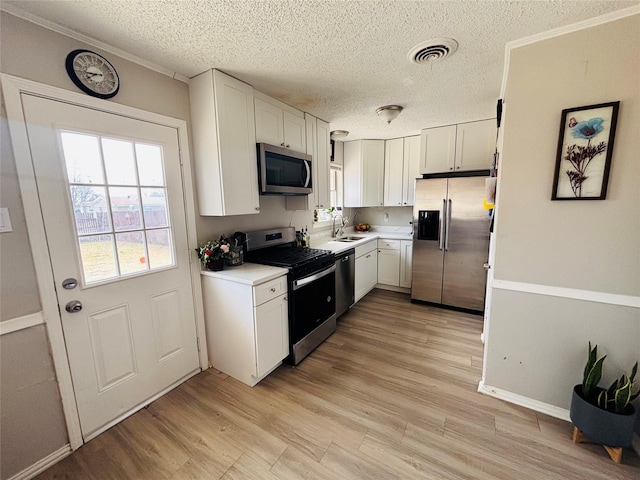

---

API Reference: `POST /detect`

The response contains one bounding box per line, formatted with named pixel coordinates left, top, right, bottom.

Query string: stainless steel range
left=244, top=227, right=336, bottom=365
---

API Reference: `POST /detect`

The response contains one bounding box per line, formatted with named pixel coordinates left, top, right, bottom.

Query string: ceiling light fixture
left=330, top=130, right=349, bottom=141
left=376, top=105, right=403, bottom=124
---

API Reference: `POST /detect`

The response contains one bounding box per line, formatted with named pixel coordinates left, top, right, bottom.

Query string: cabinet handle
left=366, top=254, right=371, bottom=258
left=284, top=297, right=288, bottom=301
left=270, top=287, right=276, bottom=292
left=286, top=144, right=290, bottom=148
left=456, top=166, right=460, bottom=169
left=449, top=167, right=453, bottom=170
left=255, top=207, right=260, bottom=211
left=280, top=142, right=285, bottom=146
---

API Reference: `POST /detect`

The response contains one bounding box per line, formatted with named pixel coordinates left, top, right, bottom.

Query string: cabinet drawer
left=377, top=238, right=401, bottom=250
left=254, top=276, right=288, bottom=306
left=355, top=239, right=377, bottom=258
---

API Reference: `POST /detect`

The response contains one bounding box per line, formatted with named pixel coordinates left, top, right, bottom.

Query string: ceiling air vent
left=408, top=38, right=458, bottom=65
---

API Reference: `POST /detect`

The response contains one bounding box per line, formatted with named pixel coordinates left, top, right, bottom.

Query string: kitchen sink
left=332, top=236, right=365, bottom=243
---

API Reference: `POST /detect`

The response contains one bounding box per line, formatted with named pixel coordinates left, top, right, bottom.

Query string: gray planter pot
left=570, top=385, right=637, bottom=448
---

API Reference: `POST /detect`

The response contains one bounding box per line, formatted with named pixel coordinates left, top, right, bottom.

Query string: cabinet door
left=402, top=136, right=421, bottom=206
left=355, top=250, right=377, bottom=302
left=420, top=125, right=456, bottom=174
left=399, top=240, right=413, bottom=288
left=212, top=70, right=259, bottom=215
left=343, top=140, right=362, bottom=208
left=315, top=118, right=331, bottom=209
left=283, top=111, right=307, bottom=153
left=384, top=138, right=404, bottom=207
left=254, top=97, right=284, bottom=146
left=454, top=119, right=496, bottom=172
left=254, top=293, right=289, bottom=378
left=377, top=248, right=400, bottom=286
left=362, top=140, right=385, bottom=207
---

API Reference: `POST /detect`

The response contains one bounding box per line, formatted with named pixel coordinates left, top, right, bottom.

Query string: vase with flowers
left=196, top=237, right=236, bottom=271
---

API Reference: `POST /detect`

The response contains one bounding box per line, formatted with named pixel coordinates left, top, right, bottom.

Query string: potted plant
left=570, top=342, right=639, bottom=458
left=195, top=236, right=236, bottom=271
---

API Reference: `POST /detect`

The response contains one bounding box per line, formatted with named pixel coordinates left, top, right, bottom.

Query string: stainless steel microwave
left=257, top=143, right=312, bottom=195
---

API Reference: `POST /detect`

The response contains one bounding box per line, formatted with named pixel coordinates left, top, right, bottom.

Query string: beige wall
left=485, top=13, right=640, bottom=418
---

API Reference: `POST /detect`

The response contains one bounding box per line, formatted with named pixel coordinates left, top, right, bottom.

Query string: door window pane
left=136, top=144, right=165, bottom=186
left=103, top=138, right=137, bottom=185
left=141, top=188, right=168, bottom=228
left=146, top=229, right=173, bottom=269
left=110, top=187, right=142, bottom=231
left=61, top=132, right=104, bottom=184
left=116, top=231, right=147, bottom=275
left=79, top=235, right=118, bottom=283
left=70, top=186, right=112, bottom=234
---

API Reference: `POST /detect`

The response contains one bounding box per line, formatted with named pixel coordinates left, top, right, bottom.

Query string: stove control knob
left=326, top=296, right=332, bottom=303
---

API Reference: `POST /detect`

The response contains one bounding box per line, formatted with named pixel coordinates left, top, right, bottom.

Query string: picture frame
left=551, top=101, right=619, bottom=200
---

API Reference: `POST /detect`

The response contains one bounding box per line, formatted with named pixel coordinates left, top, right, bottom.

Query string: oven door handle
left=293, top=264, right=336, bottom=290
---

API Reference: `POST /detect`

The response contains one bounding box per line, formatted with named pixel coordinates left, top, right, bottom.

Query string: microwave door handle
left=304, top=160, right=311, bottom=188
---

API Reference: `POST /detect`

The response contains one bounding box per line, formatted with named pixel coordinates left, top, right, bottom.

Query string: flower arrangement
left=195, top=236, right=235, bottom=264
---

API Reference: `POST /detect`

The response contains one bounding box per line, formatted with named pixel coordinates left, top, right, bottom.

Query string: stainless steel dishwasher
left=335, top=248, right=355, bottom=318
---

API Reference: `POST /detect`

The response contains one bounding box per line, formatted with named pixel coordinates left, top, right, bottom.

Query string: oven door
left=289, top=264, right=336, bottom=362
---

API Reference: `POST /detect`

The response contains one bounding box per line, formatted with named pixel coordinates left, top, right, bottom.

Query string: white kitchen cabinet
left=355, top=239, right=378, bottom=302
left=454, top=119, right=496, bottom=172
left=377, top=239, right=401, bottom=286
left=420, top=119, right=495, bottom=174
left=285, top=113, right=330, bottom=211
left=202, top=274, right=289, bottom=386
left=344, top=140, right=385, bottom=207
left=254, top=96, right=306, bottom=153
left=383, top=138, right=404, bottom=207
left=402, top=135, right=421, bottom=206
left=377, top=238, right=413, bottom=289
left=399, top=240, right=413, bottom=288
left=189, top=69, right=260, bottom=216
left=384, top=135, right=421, bottom=207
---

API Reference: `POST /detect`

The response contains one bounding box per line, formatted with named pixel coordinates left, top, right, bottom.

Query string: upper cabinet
left=383, top=135, right=420, bottom=207
left=420, top=119, right=496, bottom=174
left=344, top=140, right=385, bottom=207
left=285, top=113, right=330, bottom=211
left=254, top=94, right=306, bottom=153
left=189, top=69, right=260, bottom=216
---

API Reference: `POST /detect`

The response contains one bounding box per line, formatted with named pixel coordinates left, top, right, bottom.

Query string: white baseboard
left=477, top=381, right=571, bottom=422
left=7, top=444, right=72, bottom=480
left=478, top=381, right=640, bottom=455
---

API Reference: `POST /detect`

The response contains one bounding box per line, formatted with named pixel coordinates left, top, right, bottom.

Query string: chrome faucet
left=332, top=214, right=344, bottom=238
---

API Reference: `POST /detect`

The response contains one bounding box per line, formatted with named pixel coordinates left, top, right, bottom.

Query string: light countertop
left=315, top=226, right=413, bottom=254
left=200, top=263, right=288, bottom=286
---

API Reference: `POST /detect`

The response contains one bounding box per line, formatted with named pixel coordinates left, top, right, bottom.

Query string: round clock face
left=65, top=49, right=120, bottom=99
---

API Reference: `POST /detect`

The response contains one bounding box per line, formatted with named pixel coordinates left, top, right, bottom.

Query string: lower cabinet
left=377, top=239, right=413, bottom=289
left=355, top=240, right=378, bottom=302
left=201, top=274, right=288, bottom=386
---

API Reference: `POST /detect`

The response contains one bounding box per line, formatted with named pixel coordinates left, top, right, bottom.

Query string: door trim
left=1, top=73, right=208, bottom=449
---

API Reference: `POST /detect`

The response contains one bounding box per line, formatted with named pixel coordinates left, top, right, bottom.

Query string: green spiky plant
left=581, top=342, right=639, bottom=414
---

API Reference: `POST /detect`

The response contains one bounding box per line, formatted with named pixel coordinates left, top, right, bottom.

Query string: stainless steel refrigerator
left=411, top=176, right=490, bottom=312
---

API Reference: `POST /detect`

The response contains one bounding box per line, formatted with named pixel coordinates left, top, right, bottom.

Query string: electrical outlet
left=383, top=213, right=389, bottom=222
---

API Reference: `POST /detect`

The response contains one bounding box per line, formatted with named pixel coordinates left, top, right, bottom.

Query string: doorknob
left=65, top=300, right=83, bottom=313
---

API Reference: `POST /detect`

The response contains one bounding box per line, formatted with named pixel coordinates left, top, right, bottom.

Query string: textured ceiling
left=3, top=0, right=637, bottom=140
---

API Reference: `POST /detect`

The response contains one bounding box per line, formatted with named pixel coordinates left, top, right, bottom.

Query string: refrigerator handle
left=439, top=199, right=446, bottom=250
left=445, top=199, right=452, bottom=251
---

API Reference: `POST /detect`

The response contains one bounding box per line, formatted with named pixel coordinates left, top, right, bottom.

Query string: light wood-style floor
left=37, top=289, right=640, bottom=479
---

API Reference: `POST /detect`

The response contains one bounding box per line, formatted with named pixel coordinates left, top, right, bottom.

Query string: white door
left=21, top=94, right=200, bottom=441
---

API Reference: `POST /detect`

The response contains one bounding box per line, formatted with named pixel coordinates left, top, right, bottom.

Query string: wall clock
left=65, top=49, right=120, bottom=99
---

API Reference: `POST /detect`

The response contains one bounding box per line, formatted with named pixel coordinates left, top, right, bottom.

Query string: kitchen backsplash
left=352, top=206, right=413, bottom=227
